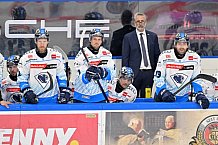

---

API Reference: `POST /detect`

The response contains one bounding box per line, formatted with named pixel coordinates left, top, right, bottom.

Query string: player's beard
left=178, top=47, right=187, bottom=54
left=38, top=47, right=47, bottom=53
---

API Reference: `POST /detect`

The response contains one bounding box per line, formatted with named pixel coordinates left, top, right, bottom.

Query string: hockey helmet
left=35, top=28, right=49, bottom=42
left=11, top=6, right=26, bottom=20
left=120, top=66, right=134, bottom=80
left=174, top=32, right=190, bottom=46
left=89, top=28, right=104, bottom=41
left=84, top=12, right=104, bottom=20
left=7, top=55, right=20, bottom=68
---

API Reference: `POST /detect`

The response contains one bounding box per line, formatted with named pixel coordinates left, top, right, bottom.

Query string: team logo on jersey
left=35, top=72, right=52, bottom=89
left=170, top=73, right=188, bottom=87
left=189, top=115, right=218, bottom=145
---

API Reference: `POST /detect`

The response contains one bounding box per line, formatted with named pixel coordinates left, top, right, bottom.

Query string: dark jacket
left=110, top=25, right=135, bottom=56
left=122, top=30, right=160, bottom=77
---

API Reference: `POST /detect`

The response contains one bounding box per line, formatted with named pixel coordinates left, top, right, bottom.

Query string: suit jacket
left=110, top=25, right=135, bottom=56
left=122, top=30, right=160, bottom=77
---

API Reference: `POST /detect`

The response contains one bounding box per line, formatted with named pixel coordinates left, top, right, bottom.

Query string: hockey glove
left=195, top=92, right=210, bottom=109
left=85, top=66, right=108, bottom=81
left=58, top=87, right=71, bottom=104
left=155, top=89, right=175, bottom=102
left=10, top=93, right=22, bottom=103
left=23, top=88, right=38, bottom=104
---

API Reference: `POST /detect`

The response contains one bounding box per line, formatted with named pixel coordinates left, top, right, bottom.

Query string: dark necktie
left=140, top=33, right=148, bottom=67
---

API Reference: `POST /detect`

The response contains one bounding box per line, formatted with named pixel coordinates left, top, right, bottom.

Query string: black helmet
left=120, top=66, right=134, bottom=79
left=174, top=32, right=190, bottom=46
left=7, top=55, right=20, bottom=68
left=11, top=6, right=26, bottom=20
left=84, top=12, right=104, bottom=20
left=35, top=28, right=49, bottom=42
left=89, top=28, right=104, bottom=41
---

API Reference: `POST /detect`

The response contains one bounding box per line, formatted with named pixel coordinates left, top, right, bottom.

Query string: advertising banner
left=105, top=110, right=218, bottom=145
left=0, top=111, right=99, bottom=145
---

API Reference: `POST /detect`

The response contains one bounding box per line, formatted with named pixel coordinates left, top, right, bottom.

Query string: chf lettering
left=4, top=20, right=110, bottom=39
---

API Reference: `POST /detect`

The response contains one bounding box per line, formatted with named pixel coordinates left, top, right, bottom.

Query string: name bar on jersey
left=30, top=64, right=47, bottom=68
left=6, top=88, right=20, bottom=92
left=166, top=64, right=184, bottom=69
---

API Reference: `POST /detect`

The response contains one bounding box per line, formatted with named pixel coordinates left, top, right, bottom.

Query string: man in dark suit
left=122, top=12, right=160, bottom=98
left=110, top=10, right=135, bottom=56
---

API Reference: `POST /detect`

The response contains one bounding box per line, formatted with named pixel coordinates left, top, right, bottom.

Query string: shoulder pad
left=23, top=49, right=34, bottom=55
left=99, top=47, right=112, bottom=56
left=49, top=48, right=59, bottom=52
left=161, top=49, right=172, bottom=54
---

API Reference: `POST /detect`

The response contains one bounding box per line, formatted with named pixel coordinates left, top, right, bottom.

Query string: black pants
left=133, top=69, right=154, bottom=98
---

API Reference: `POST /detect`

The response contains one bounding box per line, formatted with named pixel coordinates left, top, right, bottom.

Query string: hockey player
left=0, top=52, right=11, bottom=108
left=1, top=55, right=22, bottom=103
left=69, top=11, right=105, bottom=57
left=198, top=73, right=218, bottom=101
left=108, top=66, right=137, bottom=103
left=74, top=28, right=116, bottom=103
left=153, top=32, right=210, bottom=109
left=0, top=52, right=3, bottom=86
left=18, top=28, right=70, bottom=104
left=6, top=6, right=35, bottom=56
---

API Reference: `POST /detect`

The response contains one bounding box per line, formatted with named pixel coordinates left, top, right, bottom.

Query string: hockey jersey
left=18, top=48, right=67, bottom=103
left=198, top=73, right=218, bottom=101
left=108, top=78, right=137, bottom=103
left=74, top=46, right=116, bottom=102
left=1, top=75, right=22, bottom=102
left=0, top=53, right=4, bottom=87
left=154, top=49, right=202, bottom=102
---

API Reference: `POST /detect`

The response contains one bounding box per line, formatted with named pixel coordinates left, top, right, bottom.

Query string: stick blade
left=197, top=74, right=217, bottom=83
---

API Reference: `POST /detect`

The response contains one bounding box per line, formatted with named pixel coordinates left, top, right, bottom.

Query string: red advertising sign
left=0, top=112, right=98, bottom=145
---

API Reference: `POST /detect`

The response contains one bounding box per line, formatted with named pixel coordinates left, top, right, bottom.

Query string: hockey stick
left=79, top=29, right=109, bottom=103
left=37, top=71, right=54, bottom=97
left=173, top=74, right=217, bottom=96
left=53, top=45, right=69, bottom=87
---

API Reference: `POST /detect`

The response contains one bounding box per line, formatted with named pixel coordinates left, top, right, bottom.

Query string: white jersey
left=198, top=73, right=218, bottom=101
left=0, top=53, right=4, bottom=87
left=18, top=48, right=67, bottom=99
left=74, top=46, right=116, bottom=102
left=1, top=75, right=22, bottom=102
left=154, top=49, right=201, bottom=102
left=108, top=78, right=137, bottom=103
